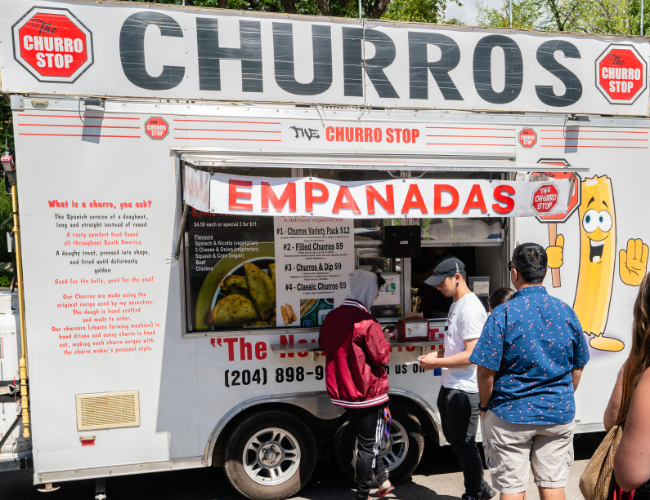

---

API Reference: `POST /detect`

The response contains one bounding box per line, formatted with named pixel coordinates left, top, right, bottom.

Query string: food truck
left=0, top=0, right=648, bottom=498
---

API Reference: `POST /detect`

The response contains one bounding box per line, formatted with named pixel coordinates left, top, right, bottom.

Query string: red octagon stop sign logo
left=532, top=183, right=559, bottom=215
left=518, top=128, right=537, bottom=148
left=145, top=117, right=169, bottom=140
left=11, top=7, right=93, bottom=83
left=596, top=44, right=648, bottom=104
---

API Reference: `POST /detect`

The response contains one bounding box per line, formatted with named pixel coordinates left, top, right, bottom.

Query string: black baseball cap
left=424, top=257, right=466, bottom=287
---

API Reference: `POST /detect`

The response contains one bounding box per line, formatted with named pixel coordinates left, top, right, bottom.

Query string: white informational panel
left=273, top=216, right=353, bottom=327
left=375, top=272, right=400, bottom=306
left=0, top=0, right=649, bottom=115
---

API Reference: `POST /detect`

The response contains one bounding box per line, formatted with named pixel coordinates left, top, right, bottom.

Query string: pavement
left=0, top=432, right=603, bottom=500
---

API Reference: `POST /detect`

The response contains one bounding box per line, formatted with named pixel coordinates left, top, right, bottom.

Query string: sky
left=444, top=0, right=493, bottom=25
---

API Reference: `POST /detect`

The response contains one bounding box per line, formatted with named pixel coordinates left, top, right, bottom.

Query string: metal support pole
left=642, top=0, right=645, bottom=35
left=174, top=203, right=189, bottom=260
left=11, top=185, right=30, bottom=439
left=509, top=0, right=513, bottom=27
left=359, top=0, right=362, bottom=19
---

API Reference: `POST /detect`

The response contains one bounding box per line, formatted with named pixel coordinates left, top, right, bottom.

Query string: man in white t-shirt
left=418, top=257, right=495, bottom=500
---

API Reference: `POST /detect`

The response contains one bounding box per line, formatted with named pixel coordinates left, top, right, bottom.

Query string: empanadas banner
left=207, top=173, right=573, bottom=219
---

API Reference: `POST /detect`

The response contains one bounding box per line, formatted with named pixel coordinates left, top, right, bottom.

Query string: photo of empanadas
left=244, top=263, right=276, bottom=320
left=207, top=294, right=260, bottom=328
left=269, top=263, right=276, bottom=286
left=246, top=321, right=269, bottom=328
left=281, top=305, right=290, bottom=325
left=194, top=242, right=275, bottom=331
left=221, top=275, right=250, bottom=298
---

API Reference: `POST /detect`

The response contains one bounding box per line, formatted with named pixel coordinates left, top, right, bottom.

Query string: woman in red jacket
left=318, top=269, right=394, bottom=499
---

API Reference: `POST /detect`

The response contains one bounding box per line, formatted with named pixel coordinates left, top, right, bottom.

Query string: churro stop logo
left=145, top=117, right=169, bottom=140
left=12, top=7, right=93, bottom=83
left=532, top=183, right=559, bottom=215
left=518, top=128, right=537, bottom=148
left=596, top=44, right=648, bottom=104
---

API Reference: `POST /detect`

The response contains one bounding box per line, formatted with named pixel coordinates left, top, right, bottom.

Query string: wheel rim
left=352, top=419, right=409, bottom=472
left=243, top=427, right=301, bottom=486
left=380, top=420, right=409, bottom=470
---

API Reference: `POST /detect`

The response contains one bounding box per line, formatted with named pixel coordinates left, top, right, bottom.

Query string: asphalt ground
left=0, top=432, right=604, bottom=500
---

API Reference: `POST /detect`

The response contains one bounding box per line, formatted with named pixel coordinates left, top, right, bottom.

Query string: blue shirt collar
left=512, top=285, right=547, bottom=298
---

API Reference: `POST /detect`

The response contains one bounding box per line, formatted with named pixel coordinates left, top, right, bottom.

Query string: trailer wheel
left=223, top=410, right=317, bottom=500
left=333, top=401, right=425, bottom=485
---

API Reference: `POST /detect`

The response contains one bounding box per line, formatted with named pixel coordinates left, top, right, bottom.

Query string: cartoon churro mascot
left=546, top=175, right=648, bottom=352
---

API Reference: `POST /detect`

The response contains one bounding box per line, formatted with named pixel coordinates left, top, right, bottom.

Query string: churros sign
left=12, top=7, right=93, bottom=83
left=200, top=173, right=573, bottom=219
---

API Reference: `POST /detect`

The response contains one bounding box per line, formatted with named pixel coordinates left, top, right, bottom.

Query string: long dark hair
left=621, top=273, right=650, bottom=420
left=488, top=287, right=515, bottom=311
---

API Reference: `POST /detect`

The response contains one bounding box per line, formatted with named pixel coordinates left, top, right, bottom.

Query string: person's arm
left=572, top=367, right=584, bottom=391
left=420, top=303, right=486, bottom=369
left=360, top=321, right=391, bottom=368
left=614, top=367, right=650, bottom=491
left=468, top=310, right=505, bottom=415
left=571, top=312, right=590, bottom=388
left=418, top=339, right=477, bottom=369
left=477, top=365, right=496, bottom=418
left=603, top=363, right=627, bottom=431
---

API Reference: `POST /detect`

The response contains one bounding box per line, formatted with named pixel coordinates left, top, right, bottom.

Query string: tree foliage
left=0, top=97, right=16, bottom=266
left=126, top=0, right=462, bottom=26
left=476, top=0, right=546, bottom=29
left=383, top=0, right=461, bottom=23
left=477, top=0, right=649, bottom=35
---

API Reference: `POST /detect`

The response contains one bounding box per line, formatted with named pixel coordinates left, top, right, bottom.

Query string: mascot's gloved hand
left=620, top=238, right=649, bottom=287
left=546, top=234, right=564, bottom=269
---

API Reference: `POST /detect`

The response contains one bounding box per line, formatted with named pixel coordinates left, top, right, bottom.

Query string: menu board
left=186, top=212, right=354, bottom=331
left=274, top=217, right=354, bottom=327
left=187, top=211, right=276, bottom=331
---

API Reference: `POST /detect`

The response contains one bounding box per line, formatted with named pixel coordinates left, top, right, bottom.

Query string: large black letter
left=272, top=23, right=332, bottom=96
left=473, top=35, right=522, bottom=104
left=119, top=12, right=185, bottom=91
left=343, top=27, right=399, bottom=99
left=343, top=27, right=364, bottom=97
left=196, top=18, right=262, bottom=92
left=535, top=40, right=582, bottom=107
left=409, top=31, right=462, bottom=100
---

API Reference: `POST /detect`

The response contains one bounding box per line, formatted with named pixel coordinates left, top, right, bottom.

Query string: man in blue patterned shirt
left=470, top=243, right=590, bottom=500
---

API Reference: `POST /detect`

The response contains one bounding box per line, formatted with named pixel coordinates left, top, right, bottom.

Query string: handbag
left=579, top=363, right=631, bottom=500
left=579, top=424, right=625, bottom=500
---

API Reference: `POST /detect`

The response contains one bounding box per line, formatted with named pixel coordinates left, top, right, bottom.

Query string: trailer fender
left=203, top=391, right=345, bottom=466
left=388, top=388, right=445, bottom=445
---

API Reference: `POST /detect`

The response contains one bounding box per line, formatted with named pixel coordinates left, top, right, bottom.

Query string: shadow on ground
left=0, top=433, right=605, bottom=500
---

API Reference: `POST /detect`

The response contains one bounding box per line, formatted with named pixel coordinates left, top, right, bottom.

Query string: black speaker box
left=383, top=226, right=421, bottom=258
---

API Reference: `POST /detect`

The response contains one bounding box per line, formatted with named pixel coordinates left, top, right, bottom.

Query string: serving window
left=178, top=160, right=590, bottom=334
left=175, top=151, right=586, bottom=336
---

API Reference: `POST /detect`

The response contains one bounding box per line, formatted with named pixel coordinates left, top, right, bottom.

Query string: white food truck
left=0, top=1, right=648, bottom=498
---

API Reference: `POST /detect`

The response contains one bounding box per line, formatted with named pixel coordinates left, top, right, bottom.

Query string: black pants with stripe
left=352, top=401, right=389, bottom=500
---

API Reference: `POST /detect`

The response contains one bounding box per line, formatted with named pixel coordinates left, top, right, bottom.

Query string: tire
left=333, top=401, right=425, bottom=485
left=223, top=410, right=317, bottom=500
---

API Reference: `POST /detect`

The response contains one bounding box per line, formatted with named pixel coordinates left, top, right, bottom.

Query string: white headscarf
left=347, top=269, right=380, bottom=310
